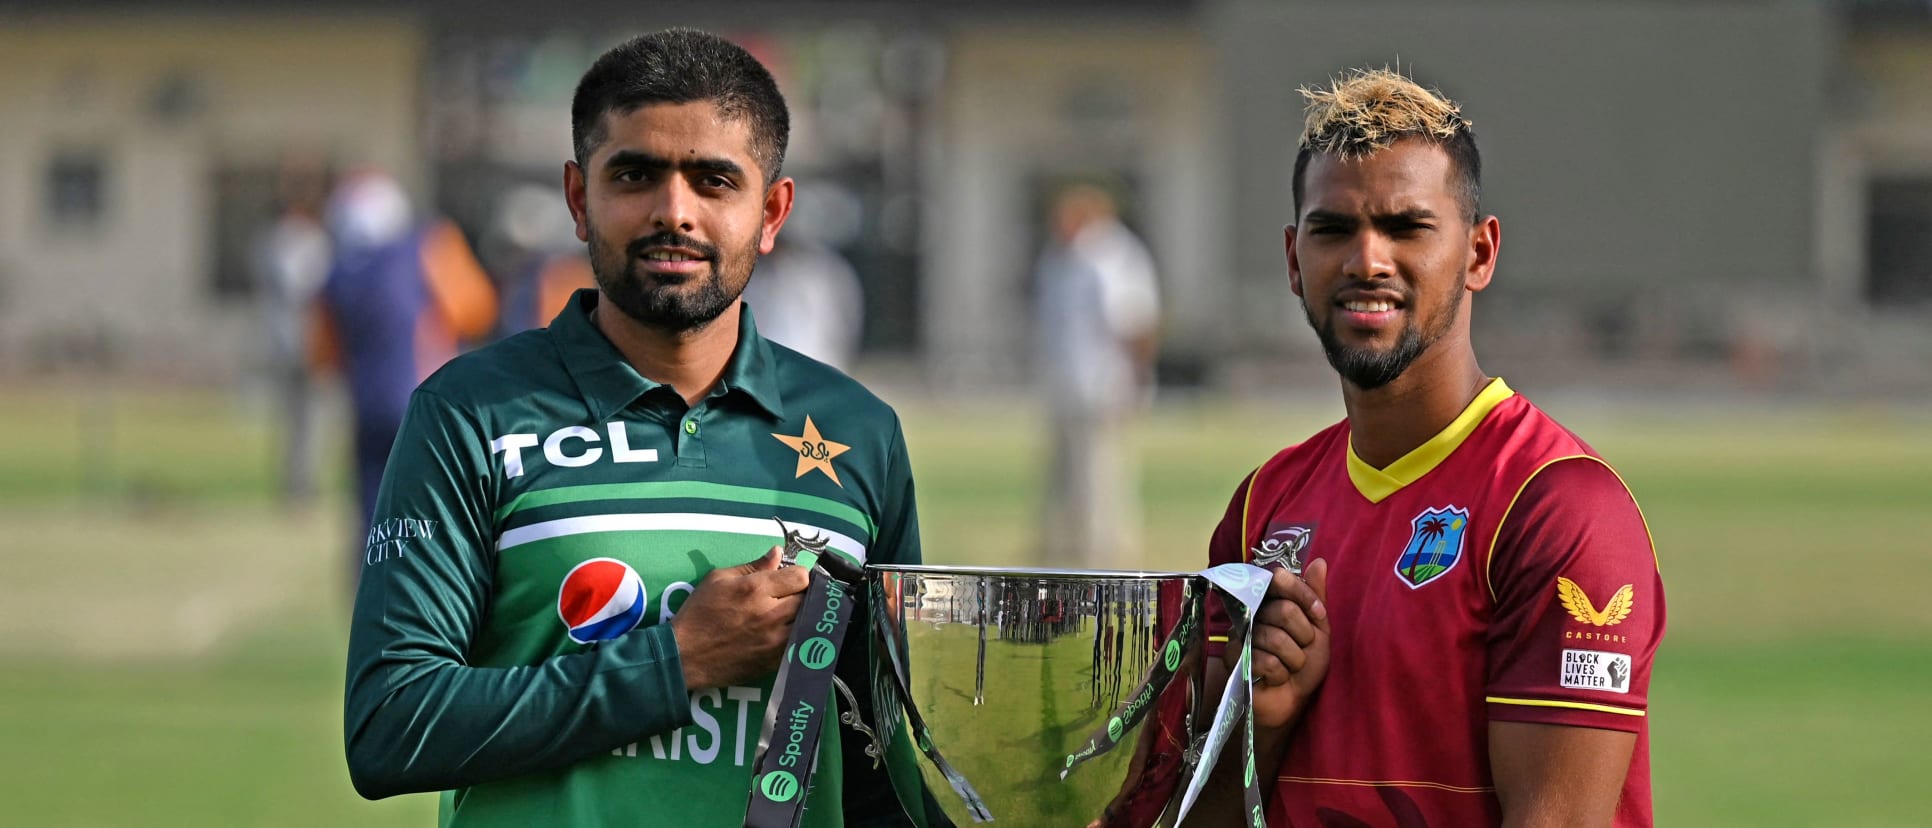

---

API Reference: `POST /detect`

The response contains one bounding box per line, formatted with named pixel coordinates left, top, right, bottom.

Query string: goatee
left=589, top=228, right=753, bottom=332
left=1312, top=320, right=1428, bottom=391
left=1303, top=275, right=1463, bottom=391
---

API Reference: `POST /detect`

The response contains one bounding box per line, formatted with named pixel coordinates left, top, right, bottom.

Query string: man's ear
left=564, top=160, right=590, bottom=243
left=1465, top=215, right=1500, bottom=293
left=1285, top=224, right=1304, bottom=298
left=759, top=177, right=795, bottom=255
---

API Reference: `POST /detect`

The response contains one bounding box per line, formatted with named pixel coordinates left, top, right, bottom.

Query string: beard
left=587, top=225, right=757, bottom=333
left=1304, top=274, right=1464, bottom=391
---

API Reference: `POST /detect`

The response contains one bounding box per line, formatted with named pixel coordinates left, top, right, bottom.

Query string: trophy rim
left=868, top=563, right=1199, bottom=581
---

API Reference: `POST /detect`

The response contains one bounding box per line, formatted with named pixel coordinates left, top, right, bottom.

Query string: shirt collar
left=550, top=289, right=786, bottom=421
left=719, top=303, right=786, bottom=420
left=1345, top=377, right=1514, bottom=504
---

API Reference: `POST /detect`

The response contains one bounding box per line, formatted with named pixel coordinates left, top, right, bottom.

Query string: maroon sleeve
left=1204, top=469, right=1256, bottom=661
left=1485, top=456, right=1665, bottom=733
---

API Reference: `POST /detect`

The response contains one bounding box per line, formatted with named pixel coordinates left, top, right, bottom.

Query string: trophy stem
left=973, top=578, right=988, bottom=706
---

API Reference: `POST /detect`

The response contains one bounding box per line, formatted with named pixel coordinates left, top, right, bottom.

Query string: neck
left=594, top=295, right=742, bottom=407
left=1340, top=339, right=1488, bottom=469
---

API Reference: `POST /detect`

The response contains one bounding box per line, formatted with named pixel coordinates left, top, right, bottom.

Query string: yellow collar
left=1346, top=378, right=1514, bottom=504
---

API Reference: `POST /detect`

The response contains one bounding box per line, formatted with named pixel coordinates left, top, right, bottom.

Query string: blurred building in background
left=0, top=0, right=1928, bottom=393
left=0, top=11, right=422, bottom=380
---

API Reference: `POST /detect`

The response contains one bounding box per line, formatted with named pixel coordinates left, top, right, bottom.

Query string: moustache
left=626, top=231, right=721, bottom=262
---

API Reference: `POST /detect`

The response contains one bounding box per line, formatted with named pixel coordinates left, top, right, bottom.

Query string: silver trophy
left=867, top=565, right=1220, bottom=827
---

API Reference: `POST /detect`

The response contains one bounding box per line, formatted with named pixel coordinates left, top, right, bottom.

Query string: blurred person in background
left=253, top=150, right=332, bottom=508
left=1198, top=68, right=1665, bottom=826
left=343, top=29, right=924, bottom=827
left=1033, top=183, right=1161, bottom=569
left=493, top=182, right=595, bottom=335
left=740, top=189, right=864, bottom=370
left=312, top=169, right=497, bottom=584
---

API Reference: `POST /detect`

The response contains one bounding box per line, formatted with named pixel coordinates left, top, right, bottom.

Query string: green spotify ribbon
left=1059, top=589, right=1203, bottom=780
left=1053, top=563, right=1271, bottom=825
left=752, top=558, right=1274, bottom=827
left=869, top=592, right=994, bottom=823
left=1173, top=563, right=1271, bottom=826
left=744, top=563, right=855, bottom=828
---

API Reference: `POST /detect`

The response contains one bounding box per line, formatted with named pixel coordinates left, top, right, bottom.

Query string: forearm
left=1490, top=721, right=1634, bottom=828
left=345, top=623, right=690, bottom=799
left=1194, top=723, right=1288, bottom=823
left=1190, top=659, right=1291, bottom=823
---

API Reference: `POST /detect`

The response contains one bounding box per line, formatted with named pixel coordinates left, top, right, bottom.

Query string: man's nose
left=1343, top=232, right=1395, bottom=281
left=649, top=178, right=697, bottom=234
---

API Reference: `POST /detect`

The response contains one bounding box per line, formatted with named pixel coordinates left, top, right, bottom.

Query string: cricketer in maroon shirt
left=1206, top=378, right=1665, bottom=827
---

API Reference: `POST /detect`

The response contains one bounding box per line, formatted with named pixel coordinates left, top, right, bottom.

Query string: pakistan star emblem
left=771, top=416, right=851, bottom=487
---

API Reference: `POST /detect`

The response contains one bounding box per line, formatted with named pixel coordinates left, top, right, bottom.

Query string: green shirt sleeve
left=343, top=388, right=695, bottom=800
left=870, top=412, right=921, bottom=567
left=838, top=409, right=925, bottom=823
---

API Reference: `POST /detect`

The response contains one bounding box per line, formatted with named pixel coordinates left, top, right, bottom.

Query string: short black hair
left=570, top=28, right=790, bottom=184
left=1293, top=130, right=1481, bottom=223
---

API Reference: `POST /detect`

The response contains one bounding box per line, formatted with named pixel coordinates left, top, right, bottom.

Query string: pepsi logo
left=557, top=558, right=648, bottom=644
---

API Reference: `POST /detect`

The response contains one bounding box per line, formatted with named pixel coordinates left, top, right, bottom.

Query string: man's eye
left=614, top=169, right=647, bottom=183
left=1308, top=225, right=1348, bottom=235
left=701, top=175, right=733, bottom=189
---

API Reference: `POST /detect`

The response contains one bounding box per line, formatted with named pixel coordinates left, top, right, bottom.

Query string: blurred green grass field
left=1, top=383, right=1928, bottom=826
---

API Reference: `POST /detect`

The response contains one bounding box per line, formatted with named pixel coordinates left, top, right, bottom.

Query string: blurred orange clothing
left=308, top=219, right=497, bottom=383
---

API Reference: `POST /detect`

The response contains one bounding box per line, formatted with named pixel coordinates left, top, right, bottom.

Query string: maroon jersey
left=1207, top=379, right=1664, bottom=827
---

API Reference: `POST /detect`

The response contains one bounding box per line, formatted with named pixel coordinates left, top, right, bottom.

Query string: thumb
left=1305, top=558, right=1330, bottom=629
left=729, top=545, right=785, bottom=576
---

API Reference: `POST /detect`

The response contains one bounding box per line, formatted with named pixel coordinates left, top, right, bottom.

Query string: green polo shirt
left=344, top=289, right=921, bottom=827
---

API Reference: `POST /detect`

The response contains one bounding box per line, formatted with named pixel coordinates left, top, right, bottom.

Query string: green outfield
left=1, top=384, right=1927, bottom=826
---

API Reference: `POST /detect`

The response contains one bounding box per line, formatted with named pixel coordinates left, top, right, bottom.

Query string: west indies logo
left=1394, top=506, right=1469, bottom=588
left=557, top=558, right=647, bottom=644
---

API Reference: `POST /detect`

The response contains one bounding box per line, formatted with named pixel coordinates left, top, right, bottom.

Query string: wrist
left=669, top=617, right=707, bottom=691
left=1256, top=722, right=1293, bottom=762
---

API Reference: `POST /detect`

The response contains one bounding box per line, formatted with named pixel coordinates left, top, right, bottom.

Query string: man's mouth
left=634, top=244, right=712, bottom=276
left=1334, top=292, right=1405, bottom=330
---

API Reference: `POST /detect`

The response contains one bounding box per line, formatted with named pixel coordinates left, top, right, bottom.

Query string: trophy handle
left=832, top=675, right=886, bottom=769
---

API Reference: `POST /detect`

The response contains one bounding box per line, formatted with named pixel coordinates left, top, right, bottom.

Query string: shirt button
left=684, top=420, right=698, bottom=435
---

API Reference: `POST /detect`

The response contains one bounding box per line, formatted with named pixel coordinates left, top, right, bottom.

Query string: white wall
left=922, top=24, right=1225, bottom=388
left=1206, top=0, right=1831, bottom=375
left=0, top=15, right=423, bottom=379
left=1823, top=29, right=1932, bottom=308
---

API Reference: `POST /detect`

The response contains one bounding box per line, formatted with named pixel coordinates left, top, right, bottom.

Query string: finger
left=723, top=546, right=785, bottom=579
left=1267, top=566, right=1317, bottom=608
left=753, top=565, right=812, bottom=597
left=1251, top=625, right=1307, bottom=675
left=1305, top=558, right=1330, bottom=628
left=1267, top=562, right=1328, bottom=630
left=1249, top=648, right=1288, bottom=687
left=1257, top=603, right=1318, bottom=649
left=764, top=592, right=805, bottom=625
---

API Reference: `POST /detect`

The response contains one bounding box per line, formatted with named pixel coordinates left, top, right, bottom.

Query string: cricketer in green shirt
left=344, top=288, right=922, bottom=826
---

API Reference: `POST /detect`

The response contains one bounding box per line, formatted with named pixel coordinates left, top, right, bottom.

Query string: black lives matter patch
left=1560, top=648, right=1633, bottom=694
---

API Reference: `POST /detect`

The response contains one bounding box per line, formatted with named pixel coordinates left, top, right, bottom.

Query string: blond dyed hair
left=1292, top=67, right=1482, bottom=219
left=1299, top=67, right=1470, bottom=158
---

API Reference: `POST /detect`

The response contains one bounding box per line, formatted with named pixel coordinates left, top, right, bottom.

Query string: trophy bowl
left=868, top=565, right=1211, bottom=827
